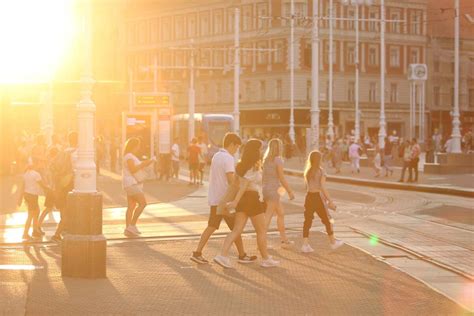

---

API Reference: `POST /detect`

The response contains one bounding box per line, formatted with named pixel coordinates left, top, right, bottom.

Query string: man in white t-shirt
left=190, top=133, right=257, bottom=264
left=171, top=138, right=180, bottom=179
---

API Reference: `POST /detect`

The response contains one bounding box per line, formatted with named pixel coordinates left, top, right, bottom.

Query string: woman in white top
left=214, top=139, right=280, bottom=268
left=122, top=137, right=155, bottom=237
left=262, top=138, right=295, bottom=248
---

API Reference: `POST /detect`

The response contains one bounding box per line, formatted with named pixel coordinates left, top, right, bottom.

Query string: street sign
left=135, top=93, right=170, bottom=107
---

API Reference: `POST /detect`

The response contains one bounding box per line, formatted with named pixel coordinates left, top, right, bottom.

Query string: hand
left=328, top=200, right=337, bottom=211
left=288, top=191, right=295, bottom=200
left=226, top=200, right=238, bottom=211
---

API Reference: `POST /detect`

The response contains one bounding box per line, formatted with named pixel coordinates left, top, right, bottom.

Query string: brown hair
left=123, top=137, right=140, bottom=156
left=304, top=150, right=322, bottom=183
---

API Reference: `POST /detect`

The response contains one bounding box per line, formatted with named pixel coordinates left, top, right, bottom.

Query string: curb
left=284, top=168, right=474, bottom=198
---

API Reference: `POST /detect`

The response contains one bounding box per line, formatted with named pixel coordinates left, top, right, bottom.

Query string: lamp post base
left=61, top=192, right=106, bottom=279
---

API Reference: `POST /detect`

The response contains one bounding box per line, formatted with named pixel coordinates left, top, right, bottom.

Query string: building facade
left=122, top=0, right=471, bottom=142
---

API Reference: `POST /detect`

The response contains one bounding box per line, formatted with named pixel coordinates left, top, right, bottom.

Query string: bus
left=172, top=113, right=234, bottom=160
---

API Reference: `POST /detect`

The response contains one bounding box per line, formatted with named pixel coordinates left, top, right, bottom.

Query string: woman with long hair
left=262, top=138, right=295, bottom=248
left=301, top=150, right=344, bottom=253
left=214, top=139, right=279, bottom=268
left=122, top=137, right=155, bottom=237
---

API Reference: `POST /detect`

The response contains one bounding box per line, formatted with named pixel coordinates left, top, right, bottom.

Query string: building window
left=369, top=82, right=376, bottom=102
left=368, top=46, right=378, bottom=66
left=242, top=5, right=253, bottom=31
left=412, top=10, right=422, bottom=35
left=390, top=83, right=398, bottom=103
left=227, top=9, right=234, bottom=33
left=389, top=47, right=400, bottom=67
left=257, top=42, right=268, bottom=65
left=307, top=80, right=311, bottom=101
left=347, top=44, right=355, bottom=65
left=202, top=83, right=209, bottom=102
left=162, top=18, right=171, bottom=41
left=324, top=42, right=336, bottom=64
left=200, top=12, right=210, bottom=36
left=410, top=48, right=420, bottom=64
left=151, top=19, right=159, bottom=43
left=434, top=58, right=440, bottom=72
left=213, top=11, right=223, bottom=35
left=188, top=14, right=196, bottom=38
left=260, top=80, right=266, bottom=100
left=284, top=1, right=307, bottom=27
left=214, top=50, right=224, bottom=67
left=245, top=81, right=252, bottom=101
left=200, top=50, right=210, bottom=67
left=242, top=45, right=252, bottom=66
left=433, top=86, right=440, bottom=107
left=216, top=82, right=222, bottom=101
left=175, top=16, right=184, bottom=39
left=390, top=11, right=401, bottom=33
left=273, top=40, right=284, bottom=64
left=348, top=81, right=355, bottom=102
left=347, top=8, right=355, bottom=30
left=368, top=10, right=378, bottom=32
left=257, top=3, right=269, bottom=29
left=276, top=79, right=282, bottom=99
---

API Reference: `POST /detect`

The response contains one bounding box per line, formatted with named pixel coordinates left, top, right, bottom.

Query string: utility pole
left=327, top=0, right=335, bottom=141
left=234, top=7, right=240, bottom=135
left=311, top=0, right=320, bottom=150
left=289, top=0, right=296, bottom=143
left=451, top=0, right=462, bottom=153
left=189, top=44, right=195, bottom=143
left=354, top=2, right=360, bottom=143
left=378, top=0, right=387, bottom=148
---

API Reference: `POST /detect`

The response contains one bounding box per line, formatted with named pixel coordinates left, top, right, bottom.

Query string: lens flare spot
left=369, top=234, right=379, bottom=246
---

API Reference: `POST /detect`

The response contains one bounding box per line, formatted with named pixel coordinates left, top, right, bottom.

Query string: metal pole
left=422, top=81, right=425, bottom=143
left=289, top=0, right=296, bottom=143
left=234, top=8, right=240, bottom=135
left=378, top=0, right=386, bottom=148
left=419, top=82, right=422, bottom=141
left=188, top=45, right=195, bottom=143
left=451, top=0, right=462, bottom=153
left=311, top=0, right=320, bottom=150
left=327, top=0, right=335, bottom=141
left=354, top=3, right=360, bottom=142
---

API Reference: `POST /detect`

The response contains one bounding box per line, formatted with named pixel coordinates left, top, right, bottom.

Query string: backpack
left=51, top=148, right=74, bottom=190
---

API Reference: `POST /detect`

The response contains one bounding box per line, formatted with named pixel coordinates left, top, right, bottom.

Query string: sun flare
left=0, top=0, right=76, bottom=83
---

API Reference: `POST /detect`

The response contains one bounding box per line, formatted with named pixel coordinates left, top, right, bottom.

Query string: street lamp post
left=451, top=0, right=462, bottom=153
left=378, top=0, right=387, bottom=148
left=62, top=0, right=106, bottom=279
left=234, top=8, right=240, bottom=135
left=289, top=0, right=296, bottom=143
left=327, top=0, right=335, bottom=141
left=310, top=0, right=320, bottom=150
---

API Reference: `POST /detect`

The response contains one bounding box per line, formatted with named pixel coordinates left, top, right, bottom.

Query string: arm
left=126, top=158, right=154, bottom=174
left=320, top=175, right=336, bottom=210
left=225, top=172, right=234, bottom=185
left=276, top=164, right=294, bottom=200
left=228, top=176, right=249, bottom=209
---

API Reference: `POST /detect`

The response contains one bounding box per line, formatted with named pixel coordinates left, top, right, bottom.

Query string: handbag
left=133, top=168, right=148, bottom=183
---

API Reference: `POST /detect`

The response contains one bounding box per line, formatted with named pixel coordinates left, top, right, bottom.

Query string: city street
left=0, top=170, right=473, bottom=313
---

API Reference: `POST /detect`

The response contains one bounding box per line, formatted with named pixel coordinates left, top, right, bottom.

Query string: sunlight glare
left=0, top=0, right=76, bottom=83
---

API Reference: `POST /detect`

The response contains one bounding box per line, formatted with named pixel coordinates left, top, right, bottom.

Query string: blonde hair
left=304, top=150, right=322, bottom=183
left=263, top=138, right=283, bottom=165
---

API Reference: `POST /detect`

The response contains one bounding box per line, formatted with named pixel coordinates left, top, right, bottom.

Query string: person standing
left=348, top=141, right=361, bottom=174
left=382, top=137, right=394, bottom=177
left=373, top=144, right=382, bottom=177
left=408, top=138, right=421, bottom=183
left=190, top=133, right=256, bottom=264
left=122, top=137, right=155, bottom=237
left=262, top=138, right=295, bottom=248
left=187, top=138, right=200, bottom=185
left=214, top=139, right=279, bottom=268
left=331, top=140, right=343, bottom=174
left=171, top=138, right=180, bottom=179
left=301, top=150, right=344, bottom=253
left=398, top=139, right=412, bottom=183
left=197, top=136, right=208, bottom=185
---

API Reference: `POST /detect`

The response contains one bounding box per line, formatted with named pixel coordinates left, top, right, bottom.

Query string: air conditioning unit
left=408, top=64, right=428, bottom=81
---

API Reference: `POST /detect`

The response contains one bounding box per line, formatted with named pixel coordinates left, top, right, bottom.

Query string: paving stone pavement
left=0, top=234, right=469, bottom=315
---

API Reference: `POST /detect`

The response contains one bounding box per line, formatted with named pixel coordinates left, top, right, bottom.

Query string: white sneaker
left=260, top=256, right=280, bottom=268
left=330, top=240, right=344, bottom=250
left=124, top=227, right=138, bottom=237
left=213, top=255, right=233, bottom=269
left=301, top=244, right=314, bottom=253
left=130, top=225, right=142, bottom=235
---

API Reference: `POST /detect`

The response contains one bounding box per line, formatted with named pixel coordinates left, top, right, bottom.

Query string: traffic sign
left=135, top=93, right=170, bottom=107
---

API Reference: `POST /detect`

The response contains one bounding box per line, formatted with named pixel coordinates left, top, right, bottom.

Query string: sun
left=0, top=0, right=76, bottom=83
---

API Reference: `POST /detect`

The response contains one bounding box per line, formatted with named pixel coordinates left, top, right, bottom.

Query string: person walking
left=197, top=136, right=208, bottom=185
left=214, top=139, right=279, bottom=268
left=348, top=141, right=361, bottom=174
left=382, top=137, right=394, bottom=177
left=262, top=138, right=295, bottom=248
left=373, top=144, right=382, bottom=177
left=331, top=139, right=343, bottom=174
left=301, top=150, right=344, bottom=253
left=398, top=139, right=412, bottom=183
left=122, top=137, right=155, bottom=237
left=171, top=138, right=180, bottom=179
left=190, top=133, right=256, bottom=264
left=408, top=138, right=421, bottom=183
left=187, top=138, right=200, bottom=185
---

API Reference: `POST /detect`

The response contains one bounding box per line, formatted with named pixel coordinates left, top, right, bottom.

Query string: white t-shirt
left=208, top=149, right=235, bottom=206
left=242, top=168, right=262, bottom=192
left=198, top=143, right=208, bottom=163
left=24, top=170, right=43, bottom=196
left=171, top=143, right=180, bottom=162
left=349, top=143, right=360, bottom=158
left=122, top=153, right=141, bottom=188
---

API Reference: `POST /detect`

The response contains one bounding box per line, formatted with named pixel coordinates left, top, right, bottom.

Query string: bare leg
left=38, top=207, right=52, bottom=226
left=131, top=193, right=147, bottom=226
left=264, top=200, right=277, bottom=231
left=125, top=197, right=137, bottom=227
left=275, top=202, right=288, bottom=242
left=221, top=213, right=248, bottom=257
left=250, top=213, right=269, bottom=259
left=23, top=212, right=33, bottom=237
left=195, top=226, right=217, bottom=253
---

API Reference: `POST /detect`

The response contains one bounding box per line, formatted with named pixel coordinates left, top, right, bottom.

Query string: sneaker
left=281, top=240, right=294, bottom=249
left=32, top=230, right=43, bottom=239
left=124, top=227, right=138, bottom=238
left=330, top=240, right=344, bottom=250
left=129, top=225, right=142, bottom=235
left=301, top=244, right=314, bottom=253
left=213, top=255, right=233, bottom=269
left=260, top=256, right=280, bottom=268
left=238, top=254, right=257, bottom=264
left=51, top=235, right=62, bottom=243
left=190, top=252, right=209, bottom=264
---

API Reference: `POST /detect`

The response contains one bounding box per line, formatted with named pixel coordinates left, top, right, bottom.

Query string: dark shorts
left=236, top=191, right=265, bottom=217
left=208, top=206, right=235, bottom=230
left=199, top=162, right=206, bottom=171
left=189, top=162, right=199, bottom=171
left=44, top=191, right=56, bottom=208
left=24, top=193, right=39, bottom=210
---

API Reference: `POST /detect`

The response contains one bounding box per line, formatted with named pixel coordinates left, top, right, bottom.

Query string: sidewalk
left=0, top=234, right=469, bottom=315
left=284, top=157, right=474, bottom=197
